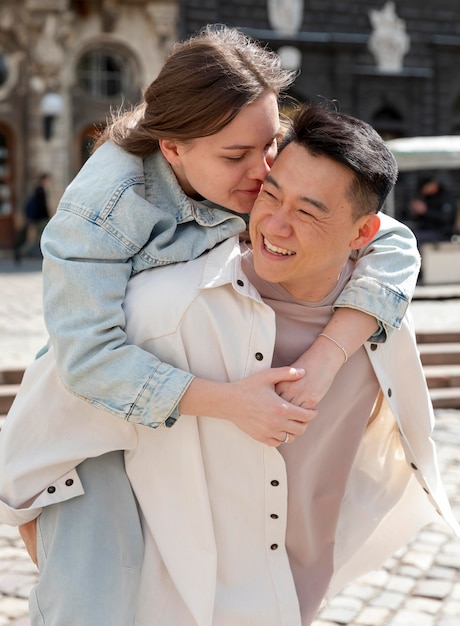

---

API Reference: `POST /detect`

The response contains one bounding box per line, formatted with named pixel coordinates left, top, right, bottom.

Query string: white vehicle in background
left=385, top=135, right=460, bottom=285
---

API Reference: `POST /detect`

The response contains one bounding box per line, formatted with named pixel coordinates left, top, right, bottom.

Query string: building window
left=77, top=49, right=127, bottom=98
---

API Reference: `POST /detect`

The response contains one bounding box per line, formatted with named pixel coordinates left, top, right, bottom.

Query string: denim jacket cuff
left=333, top=278, right=410, bottom=343
left=126, top=365, right=194, bottom=428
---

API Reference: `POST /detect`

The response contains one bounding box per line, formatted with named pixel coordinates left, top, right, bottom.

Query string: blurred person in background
left=409, top=174, right=457, bottom=245
left=14, top=172, right=51, bottom=261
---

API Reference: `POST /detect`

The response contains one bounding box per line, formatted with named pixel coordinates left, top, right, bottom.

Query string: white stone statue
left=35, top=14, right=65, bottom=74
left=267, top=0, right=303, bottom=35
left=368, top=1, right=410, bottom=72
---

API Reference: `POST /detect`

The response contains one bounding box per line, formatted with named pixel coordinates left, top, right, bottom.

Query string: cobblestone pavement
left=0, top=258, right=47, bottom=371
left=1, top=256, right=460, bottom=625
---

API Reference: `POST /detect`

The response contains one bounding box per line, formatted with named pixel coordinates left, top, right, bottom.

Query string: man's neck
left=278, top=274, right=342, bottom=303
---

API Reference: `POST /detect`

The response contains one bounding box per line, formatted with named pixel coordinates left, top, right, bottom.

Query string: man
left=15, top=173, right=51, bottom=261
left=1, top=104, right=458, bottom=625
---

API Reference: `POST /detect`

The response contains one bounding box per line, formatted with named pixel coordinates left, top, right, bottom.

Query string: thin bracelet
left=318, top=333, right=348, bottom=363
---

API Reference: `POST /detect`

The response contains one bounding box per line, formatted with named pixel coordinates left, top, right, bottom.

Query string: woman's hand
left=180, top=367, right=317, bottom=446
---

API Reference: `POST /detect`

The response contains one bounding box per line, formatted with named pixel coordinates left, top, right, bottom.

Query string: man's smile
left=263, top=237, right=295, bottom=256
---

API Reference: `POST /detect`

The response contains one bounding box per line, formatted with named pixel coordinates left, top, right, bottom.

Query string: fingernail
left=289, top=367, right=305, bottom=376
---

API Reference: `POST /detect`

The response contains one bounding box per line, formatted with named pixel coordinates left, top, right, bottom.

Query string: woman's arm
left=40, top=143, right=252, bottom=429
left=334, top=212, right=420, bottom=342
left=41, top=209, right=193, bottom=428
left=179, top=366, right=317, bottom=447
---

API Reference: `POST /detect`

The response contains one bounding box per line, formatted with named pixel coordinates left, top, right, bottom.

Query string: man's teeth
left=264, top=237, right=295, bottom=256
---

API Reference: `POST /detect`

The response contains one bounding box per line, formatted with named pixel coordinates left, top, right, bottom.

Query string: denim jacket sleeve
left=40, top=144, right=245, bottom=428
left=334, top=212, right=421, bottom=342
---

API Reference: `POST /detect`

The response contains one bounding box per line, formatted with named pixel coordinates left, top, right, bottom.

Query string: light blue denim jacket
left=41, top=142, right=420, bottom=428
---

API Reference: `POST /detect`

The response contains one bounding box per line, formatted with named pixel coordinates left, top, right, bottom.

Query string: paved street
left=1, top=255, right=460, bottom=625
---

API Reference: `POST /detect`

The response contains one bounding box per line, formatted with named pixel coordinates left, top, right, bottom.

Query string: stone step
left=418, top=343, right=460, bottom=366
left=430, top=387, right=460, bottom=409
left=423, top=364, right=460, bottom=388
left=416, top=330, right=460, bottom=344
left=0, top=369, right=23, bottom=415
left=413, top=284, right=460, bottom=300
left=0, top=369, right=24, bottom=385
left=0, top=384, right=19, bottom=415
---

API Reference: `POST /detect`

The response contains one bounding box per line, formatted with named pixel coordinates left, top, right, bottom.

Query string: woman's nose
left=248, top=152, right=273, bottom=181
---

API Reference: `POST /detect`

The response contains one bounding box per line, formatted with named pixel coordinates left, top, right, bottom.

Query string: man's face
left=249, top=142, right=378, bottom=302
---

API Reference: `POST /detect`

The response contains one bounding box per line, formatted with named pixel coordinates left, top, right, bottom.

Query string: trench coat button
left=270, top=544, right=278, bottom=550
left=47, top=486, right=56, bottom=494
left=65, top=479, right=74, bottom=486
left=237, top=279, right=244, bottom=287
left=411, top=462, right=418, bottom=470
left=387, top=388, right=392, bottom=397
left=370, top=343, right=378, bottom=351
left=255, top=352, right=264, bottom=361
left=270, top=513, right=279, bottom=519
left=423, top=487, right=429, bottom=494
left=271, top=480, right=279, bottom=486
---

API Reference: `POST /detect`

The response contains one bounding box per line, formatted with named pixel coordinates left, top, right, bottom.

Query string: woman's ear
left=158, top=139, right=181, bottom=166
left=350, top=213, right=381, bottom=250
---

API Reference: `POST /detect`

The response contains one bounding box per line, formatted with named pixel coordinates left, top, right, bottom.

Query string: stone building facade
left=181, top=0, right=460, bottom=138
left=181, top=0, right=460, bottom=218
left=0, top=0, right=178, bottom=248
left=1, top=0, right=460, bottom=247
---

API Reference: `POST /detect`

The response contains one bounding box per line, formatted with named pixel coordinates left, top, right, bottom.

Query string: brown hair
left=94, top=25, right=295, bottom=157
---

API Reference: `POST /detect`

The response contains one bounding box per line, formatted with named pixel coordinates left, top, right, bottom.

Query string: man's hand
left=19, top=519, right=38, bottom=566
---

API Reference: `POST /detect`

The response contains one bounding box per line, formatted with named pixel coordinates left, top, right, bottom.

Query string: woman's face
left=160, top=91, right=280, bottom=214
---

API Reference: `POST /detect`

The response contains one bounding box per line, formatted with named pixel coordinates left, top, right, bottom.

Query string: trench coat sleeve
left=0, top=350, right=137, bottom=520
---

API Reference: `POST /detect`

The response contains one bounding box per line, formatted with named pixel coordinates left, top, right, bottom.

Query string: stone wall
left=0, top=0, right=179, bottom=246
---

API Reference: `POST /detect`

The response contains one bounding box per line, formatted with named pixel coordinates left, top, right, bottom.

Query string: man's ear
left=350, top=213, right=381, bottom=250
left=158, top=138, right=181, bottom=166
